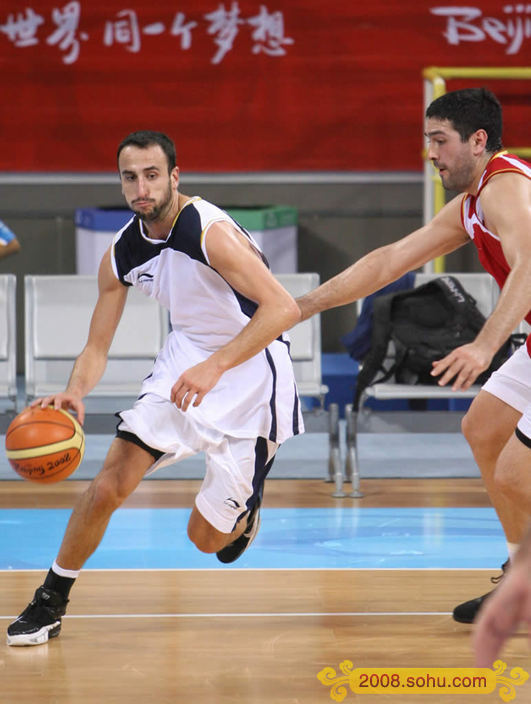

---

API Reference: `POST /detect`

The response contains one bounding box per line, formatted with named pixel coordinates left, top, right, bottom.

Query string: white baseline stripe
left=0, top=611, right=452, bottom=620
left=0, top=567, right=502, bottom=573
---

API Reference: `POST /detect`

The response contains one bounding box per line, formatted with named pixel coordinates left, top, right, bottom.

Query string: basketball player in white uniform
left=7, top=130, right=303, bottom=646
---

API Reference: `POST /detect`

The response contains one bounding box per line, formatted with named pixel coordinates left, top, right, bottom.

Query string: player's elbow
left=279, top=296, right=302, bottom=329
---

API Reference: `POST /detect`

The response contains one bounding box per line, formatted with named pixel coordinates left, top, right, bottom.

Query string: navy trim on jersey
left=173, top=204, right=209, bottom=265
left=279, top=337, right=292, bottom=357
left=113, top=219, right=163, bottom=284
left=249, top=437, right=276, bottom=510
left=114, top=207, right=266, bottom=328
left=516, top=426, right=531, bottom=448
left=230, top=288, right=259, bottom=319
left=113, top=421, right=165, bottom=461
left=264, top=348, right=278, bottom=442
left=228, top=286, right=286, bottom=344
left=292, top=382, right=300, bottom=435
left=113, top=206, right=209, bottom=284
left=231, top=437, right=275, bottom=529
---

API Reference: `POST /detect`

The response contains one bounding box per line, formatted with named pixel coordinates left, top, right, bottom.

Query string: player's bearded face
left=132, top=178, right=173, bottom=222
left=119, top=144, right=178, bottom=224
left=425, top=118, right=478, bottom=192
left=436, top=148, right=476, bottom=192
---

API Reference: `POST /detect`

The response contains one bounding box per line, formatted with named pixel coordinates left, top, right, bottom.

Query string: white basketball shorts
left=482, top=343, right=531, bottom=414
left=116, top=393, right=278, bottom=533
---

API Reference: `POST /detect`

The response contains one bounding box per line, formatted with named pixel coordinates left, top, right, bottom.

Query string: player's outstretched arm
left=297, top=195, right=468, bottom=321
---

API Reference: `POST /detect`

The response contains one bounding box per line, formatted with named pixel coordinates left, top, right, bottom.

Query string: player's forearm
left=297, top=245, right=409, bottom=321
left=65, top=346, right=108, bottom=399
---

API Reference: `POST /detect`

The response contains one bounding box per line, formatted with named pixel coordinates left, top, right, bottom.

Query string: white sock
left=52, top=560, right=80, bottom=579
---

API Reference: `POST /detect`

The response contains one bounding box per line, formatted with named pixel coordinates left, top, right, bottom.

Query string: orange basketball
left=5, top=406, right=85, bottom=483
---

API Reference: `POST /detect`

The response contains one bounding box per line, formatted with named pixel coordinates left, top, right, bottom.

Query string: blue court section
left=0, top=507, right=506, bottom=570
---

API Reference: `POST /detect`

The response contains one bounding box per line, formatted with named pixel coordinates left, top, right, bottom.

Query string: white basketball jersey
left=110, top=197, right=303, bottom=443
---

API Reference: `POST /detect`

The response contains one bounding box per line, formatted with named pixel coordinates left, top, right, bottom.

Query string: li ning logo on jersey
left=224, top=497, right=241, bottom=510
left=129, top=260, right=159, bottom=291
left=134, top=270, right=156, bottom=294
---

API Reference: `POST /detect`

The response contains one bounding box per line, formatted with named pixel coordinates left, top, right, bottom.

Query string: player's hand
left=30, top=392, right=86, bottom=425
left=473, top=564, right=531, bottom=667
left=430, top=342, right=493, bottom=391
left=170, top=359, right=224, bottom=412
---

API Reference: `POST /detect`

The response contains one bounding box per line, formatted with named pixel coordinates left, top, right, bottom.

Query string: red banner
left=1, top=1, right=530, bottom=172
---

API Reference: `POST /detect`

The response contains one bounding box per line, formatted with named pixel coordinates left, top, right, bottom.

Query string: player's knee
left=89, top=474, right=128, bottom=515
left=187, top=515, right=229, bottom=553
left=461, top=409, right=481, bottom=449
left=461, top=397, right=486, bottom=443
left=462, top=405, right=501, bottom=460
left=188, top=526, right=222, bottom=553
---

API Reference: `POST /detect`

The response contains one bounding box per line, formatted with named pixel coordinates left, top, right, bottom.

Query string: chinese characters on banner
left=0, top=1, right=529, bottom=172
left=1, top=2, right=294, bottom=65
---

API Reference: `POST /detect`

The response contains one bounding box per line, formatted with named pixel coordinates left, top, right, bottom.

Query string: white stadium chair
left=24, top=275, right=168, bottom=412
left=0, top=274, right=17, bottom=414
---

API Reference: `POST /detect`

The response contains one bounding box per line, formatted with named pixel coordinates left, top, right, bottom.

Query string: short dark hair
left=117, top=130, right=176, bottom=172
left=426, top=88, right=503, bottom=152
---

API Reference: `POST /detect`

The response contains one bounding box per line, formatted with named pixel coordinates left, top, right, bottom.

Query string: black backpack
left=353, top=275, right=518, bottom=410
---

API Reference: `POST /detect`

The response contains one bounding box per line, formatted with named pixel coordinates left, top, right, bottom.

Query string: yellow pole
left=423, top=66, right=531, bottom=80
left=431, top=76, right=447, bottom=273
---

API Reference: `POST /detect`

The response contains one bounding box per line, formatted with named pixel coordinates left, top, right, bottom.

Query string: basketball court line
left=0, top=567, right=503, bottom=573
left=0, top=611, right=453, bottom=620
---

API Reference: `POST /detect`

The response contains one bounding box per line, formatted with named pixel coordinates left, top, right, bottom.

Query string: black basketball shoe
left=7, top=586, right=68, bottom=646
left=216, top=497, right=262, bottom=564
left=452, top=560, right=509, bottom=624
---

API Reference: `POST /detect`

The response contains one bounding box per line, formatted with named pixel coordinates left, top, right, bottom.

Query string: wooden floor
left=2, top=478, right=530, bottom=704
left=0, top=476, right=494, bottom=509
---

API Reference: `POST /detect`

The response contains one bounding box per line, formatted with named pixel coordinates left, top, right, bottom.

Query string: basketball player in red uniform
left=298, top=87, right=531, bottom=626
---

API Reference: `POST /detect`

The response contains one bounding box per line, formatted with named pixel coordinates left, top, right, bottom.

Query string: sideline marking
left=0, top=611, right=453, bottom=620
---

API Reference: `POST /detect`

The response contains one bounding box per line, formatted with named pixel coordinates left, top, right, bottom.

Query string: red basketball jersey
left=461, top=151, right=531, bottom=336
